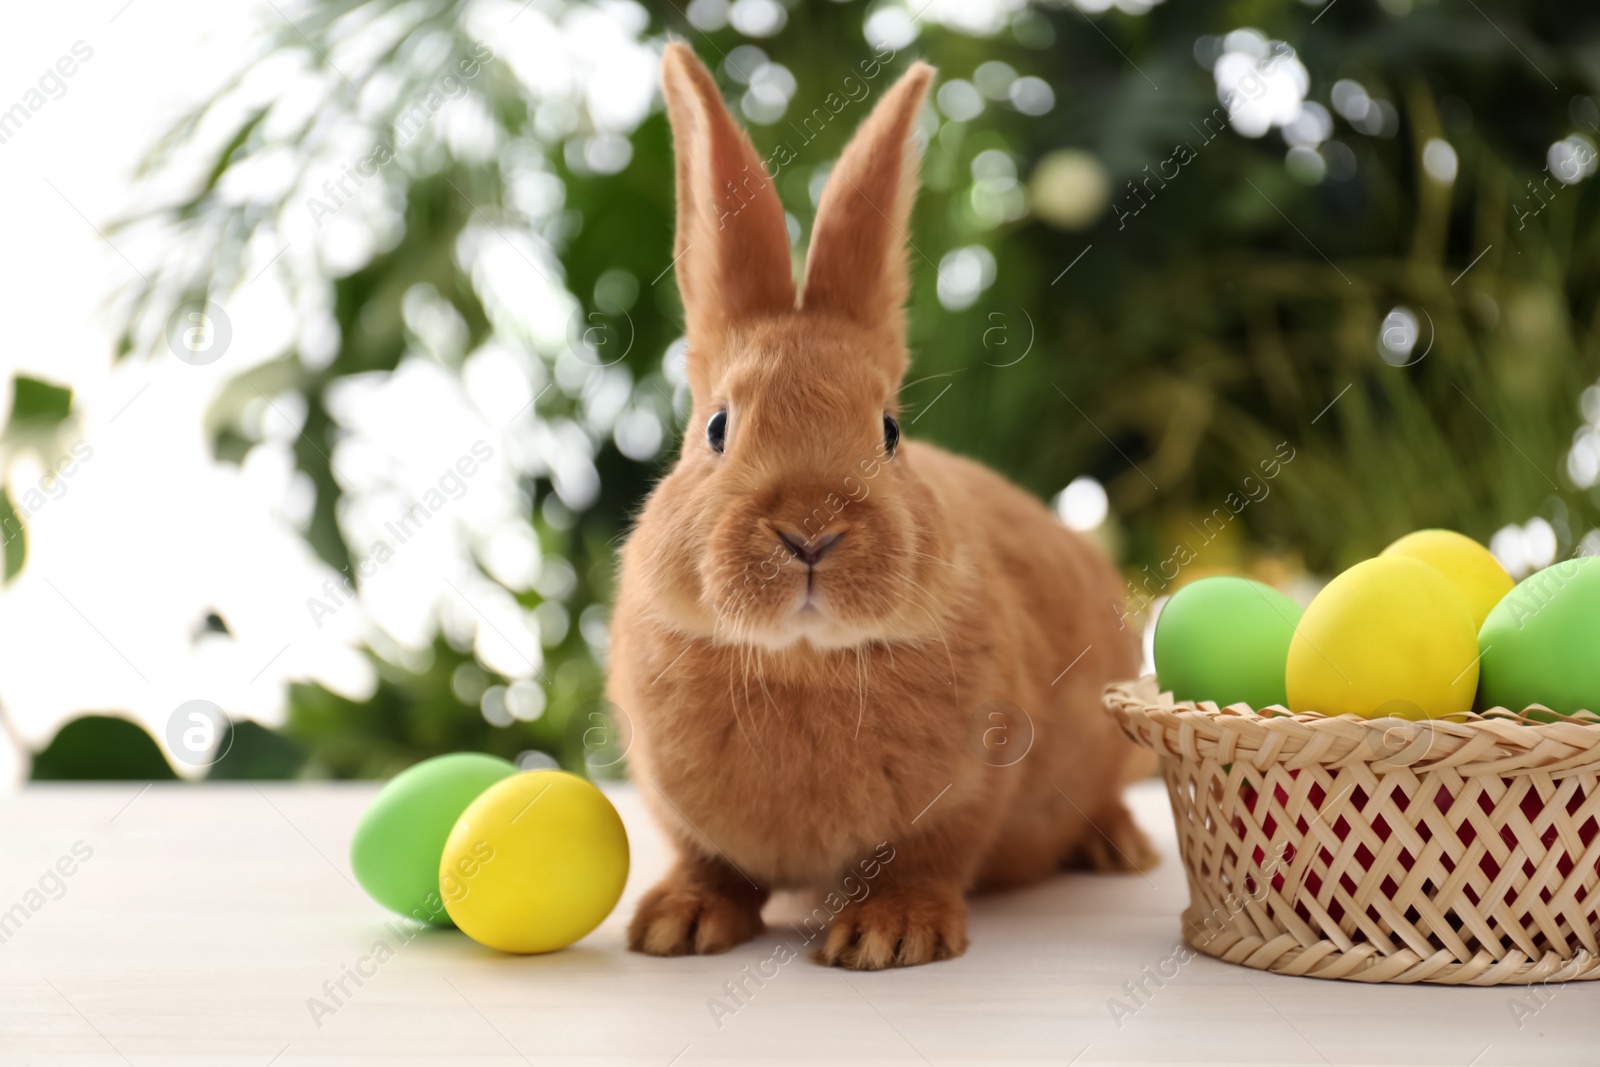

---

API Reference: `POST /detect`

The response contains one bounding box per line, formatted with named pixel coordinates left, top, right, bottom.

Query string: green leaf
left=9, top=375, right=73, bottom=427
left=30, top=716, right=178, bottom=781
left=0, top=490, right=24, bottom=581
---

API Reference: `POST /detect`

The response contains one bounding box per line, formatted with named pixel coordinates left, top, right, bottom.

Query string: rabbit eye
left=883, top=413, right=900, bottom=455
left=706, top=409, right=728, bottom=453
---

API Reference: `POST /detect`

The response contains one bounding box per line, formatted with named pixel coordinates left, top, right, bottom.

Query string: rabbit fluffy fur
left=608, top=42, right=1156, bottom=970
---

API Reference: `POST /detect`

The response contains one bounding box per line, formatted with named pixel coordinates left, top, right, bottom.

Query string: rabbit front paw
left=628, top=872, right=766, bottom=956
left=815, top=884, right=968, bottom=970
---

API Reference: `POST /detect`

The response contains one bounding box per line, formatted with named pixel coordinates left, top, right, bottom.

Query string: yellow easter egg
left=1380, top=529, right=1513, bottom=630
left=441, top=770, right=629, bottom=954
left=1286, top=556, right=1479, bottom=719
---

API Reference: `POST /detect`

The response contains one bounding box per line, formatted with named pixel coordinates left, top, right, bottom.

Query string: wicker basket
left=1105, top=676, right=1600, bottom=985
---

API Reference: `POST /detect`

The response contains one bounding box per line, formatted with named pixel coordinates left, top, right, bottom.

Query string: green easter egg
left=1478, top=556, right=1600, bottom=717
left=350, top=752, right=518, bottom=925
left=1155, top=576, right=1302, bottom=709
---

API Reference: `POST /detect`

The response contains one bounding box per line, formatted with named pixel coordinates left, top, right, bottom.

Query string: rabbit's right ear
left=661, top=43, right=795, bottom=392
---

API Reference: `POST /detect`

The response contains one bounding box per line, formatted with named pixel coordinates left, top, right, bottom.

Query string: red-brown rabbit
left=609, top=42, right=1155, bottom=970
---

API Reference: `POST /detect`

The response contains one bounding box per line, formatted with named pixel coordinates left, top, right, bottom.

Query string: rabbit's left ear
left=660, top=42, right=796, bottom=390
left=801, top=62, right=934, bottom=357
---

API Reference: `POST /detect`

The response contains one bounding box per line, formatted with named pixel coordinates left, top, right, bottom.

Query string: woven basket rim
left=1107, top=676, right=1600, bottom=776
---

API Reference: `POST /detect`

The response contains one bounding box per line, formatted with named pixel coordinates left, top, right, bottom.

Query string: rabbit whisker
left=854, top=644, right=868, bottom=740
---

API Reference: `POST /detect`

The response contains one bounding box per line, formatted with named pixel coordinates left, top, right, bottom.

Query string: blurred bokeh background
left=4, top=0, right=1598, bottom=785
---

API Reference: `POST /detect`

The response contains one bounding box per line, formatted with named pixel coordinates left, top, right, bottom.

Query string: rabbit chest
left=626, top=637, right=998, bottom=886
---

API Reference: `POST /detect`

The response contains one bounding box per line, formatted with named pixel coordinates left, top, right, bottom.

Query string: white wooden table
left=0, top=781, right=1592, bottom=1066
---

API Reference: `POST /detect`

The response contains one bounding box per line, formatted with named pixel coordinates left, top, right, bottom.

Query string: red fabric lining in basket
left=1236, top=772, right=1600, bottom=951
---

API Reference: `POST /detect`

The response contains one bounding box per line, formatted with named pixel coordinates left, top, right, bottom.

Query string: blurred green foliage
left=32, top=716, right=178, bottom=780
left=51, top=0, right=1599, bottom=779
left=9, top=377, right=74, bottom=428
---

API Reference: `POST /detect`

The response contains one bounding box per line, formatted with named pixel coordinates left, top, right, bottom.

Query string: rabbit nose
left=776, top=529, right=844, bottom=566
